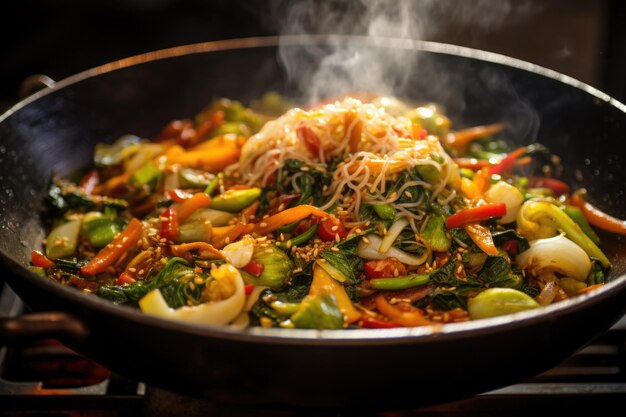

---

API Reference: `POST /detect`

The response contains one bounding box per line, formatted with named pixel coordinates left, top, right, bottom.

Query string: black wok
left=1, top=36, right=626, bottom=410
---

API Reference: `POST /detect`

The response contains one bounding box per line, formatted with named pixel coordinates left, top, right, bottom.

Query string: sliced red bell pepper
left=242, top=260, right=265, bottom=277
left=115, top=271, right=136, bottom=286
left=80, top=218, right=143, bottom=276
left=79, top=170, right=100, bottom=195
left=500, top=240, right=518, bottom=257
left=31, top=250, right=56, bottom=268
left=297, top=124, right=321, bottom=156
left=445, top=203, right=507, bottom=229
left=571, top=190, right=626, bottom=235
left=488, top=147, right=527, bottom=175
left=167, top=188, right=193, bottom=203
left=528, top=177, right=570, bottom=196
left=160, top=207, right=179, bottom=241
left=316, top=215, right=348, bottom=242
left=244, top=284, right=255, bottom=296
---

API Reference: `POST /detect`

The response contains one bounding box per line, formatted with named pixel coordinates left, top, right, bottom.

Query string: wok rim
left=2, top=34, right=626, bottom=346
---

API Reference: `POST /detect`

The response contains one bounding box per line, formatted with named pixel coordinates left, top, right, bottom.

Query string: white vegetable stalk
left=484, top=181, right=524, bottom=224
left=516, top=235, right=591, bottom=281
left=221, top=237, right=255, bottom=268
left=358, top=234, right=430, bottom=266
left=379, top=218, right=409, bottom=254
left=139, top=264, right=246, bottom=326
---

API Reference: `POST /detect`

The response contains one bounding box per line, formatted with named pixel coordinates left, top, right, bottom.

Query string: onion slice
left=358, top=234, right=430, bottom=266
left=139, top=264, right=245, bottom=326
left=516, top=235, right=591, bottom=281
left=379, top=218, right=409, bottom=253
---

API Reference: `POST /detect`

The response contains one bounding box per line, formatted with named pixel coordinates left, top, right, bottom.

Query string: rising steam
left=271, top=0, right=535, bottom=102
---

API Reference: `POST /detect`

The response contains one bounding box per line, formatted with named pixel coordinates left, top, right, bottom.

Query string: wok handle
left=0, top=312, right=89, bottom=346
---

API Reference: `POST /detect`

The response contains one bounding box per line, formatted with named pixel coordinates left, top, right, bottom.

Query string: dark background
left=2, top=0, right=625, bottom=110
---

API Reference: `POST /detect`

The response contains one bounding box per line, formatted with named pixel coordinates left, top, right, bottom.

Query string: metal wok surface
left=1, top=36, right=626, bottom=409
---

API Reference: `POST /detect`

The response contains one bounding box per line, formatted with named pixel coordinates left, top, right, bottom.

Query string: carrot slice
left=81, top=218, right=143, bottom=276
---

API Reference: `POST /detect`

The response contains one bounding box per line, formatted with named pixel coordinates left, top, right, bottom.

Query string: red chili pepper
left=571, top=190, right=626, bottom=235
left=160, top=207, right=179, bottom=241
left=31, top=250, right=56, bottom=268
left=361, top=317, right=398, bottom=329
left=79, top=170, right=100, bottom=195
left=244, top=284, right=255, bottom=296
left=445, top=203, right=507, bottom=229
left=242, top=260, right=264, bottom=277
left=500, top=240, right=518, bottom=256
left=316, top=215, right=348, bottom=242
left=115, top=271, right=136, bottom=286
left=167, top=188, right=193, bottom=203
left=364, top=259, right=407, bottom=279
left=297, top=124, right=321, bottom=156
left=528, top=177, right=570, bottom=196
left=488, top=147, right=527, bottom=175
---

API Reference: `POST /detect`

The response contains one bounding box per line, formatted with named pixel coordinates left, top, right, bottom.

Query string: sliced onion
left=484, top=181, right=524, bottom=224
left=379, top=218, right=409, bottom=254
left=358, top=234, right=430, bottom=266
left=139, top=264, right=245, bottom=326
left=516, top=235, right=591, bottom=281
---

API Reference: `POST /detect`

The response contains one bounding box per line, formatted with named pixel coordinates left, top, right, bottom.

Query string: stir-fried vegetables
left=33, top=94, right=615, bottom=329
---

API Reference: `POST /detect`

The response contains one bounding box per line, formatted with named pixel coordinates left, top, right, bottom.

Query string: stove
left=1, top=281, right=625, bottom=416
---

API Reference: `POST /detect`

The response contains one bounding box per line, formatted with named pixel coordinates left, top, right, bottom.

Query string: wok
left=1, top=36, right=626, bottom=410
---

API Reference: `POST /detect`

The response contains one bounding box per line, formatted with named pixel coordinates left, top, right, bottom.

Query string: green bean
left=370, top=273, right=430, bottom=290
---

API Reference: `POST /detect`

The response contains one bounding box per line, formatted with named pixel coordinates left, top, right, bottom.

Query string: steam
left=272, top=0, right=536, bottom=103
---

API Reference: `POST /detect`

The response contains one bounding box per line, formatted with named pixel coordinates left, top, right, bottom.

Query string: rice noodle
left=228, top=97, right=456, bottom=220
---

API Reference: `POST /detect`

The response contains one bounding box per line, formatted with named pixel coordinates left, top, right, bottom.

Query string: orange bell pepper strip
left=576, top=283, right=604, bottom=294
left=571, top=189, right=626, bottom=235
left=310, top=263, right=362, bottom=324
left=461, top=167, right=491, bottom=201
left=210, top=224, right=255, bottom=249
left=31, top=250, right=56, bottom=268
left=253, top=205, right=329, bottom=235
left=374, top=295, right=432, bottom=327
left=463, top=223, right=499, bottom=256
left=178, top=192, right=212, bottom=223
left=446, top=123, right=505, bottom=153
left=81, top=218, right=143, bottom=276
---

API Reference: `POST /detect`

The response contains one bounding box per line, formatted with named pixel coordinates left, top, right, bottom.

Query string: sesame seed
left=128, top=267, right=137, bottom=273
left=189, top=282, right=196, bottom=291
left=354, top=228, right=362, bottom=234
left=137, top=269, right=145, bottom=276
left=362, top=236, right=370, bottom=244
left=278, top=203, right=285, bottom=212
left=286, top=240, right=292, bottom=248
left=262, top=214, right=270, bottom=219
left=224, top=237, right=230, bottom=244
left=116, top=244, right=123, bottom=248
left=259, top=222, right=268, bottom=228
left=280, top=233, right=285, bottom=241
left=393, top=268, right=399, bottom=277
left=159, top=238, right=167, bottom=243
left=331, top=247, right=340, bottom=252
left=335, top=234, right=341, bottom=243
left=194, top=277, right=203, bottom=284
left=300, top=166, right=310, bottom=172
left=404, top=191, right=412, bottom=198
left=122, top=236, right=128, bottom=243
